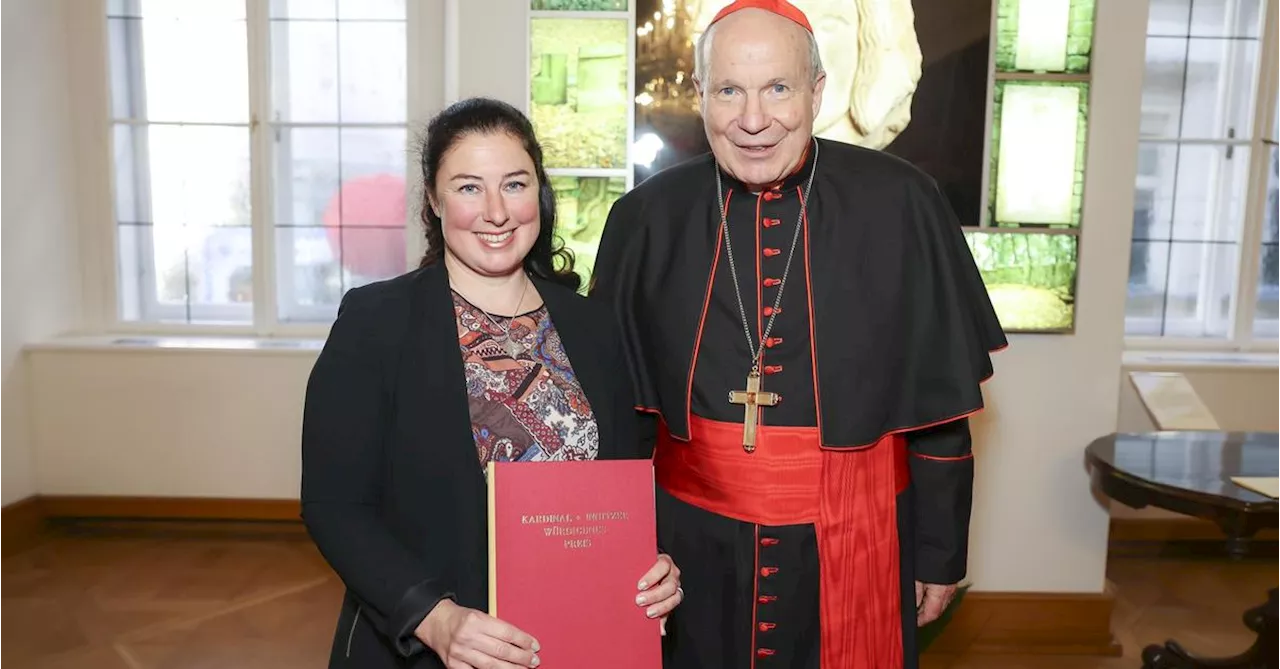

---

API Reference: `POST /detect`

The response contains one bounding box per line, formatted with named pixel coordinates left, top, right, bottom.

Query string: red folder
left=487, top=459, right=662, bottom=668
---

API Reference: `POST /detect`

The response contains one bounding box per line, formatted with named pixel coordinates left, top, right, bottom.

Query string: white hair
left=693, top=17, right=825, bottom=95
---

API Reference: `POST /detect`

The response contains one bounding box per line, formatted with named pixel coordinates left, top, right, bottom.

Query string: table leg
left=1140, top=588, right=1277, bottom=669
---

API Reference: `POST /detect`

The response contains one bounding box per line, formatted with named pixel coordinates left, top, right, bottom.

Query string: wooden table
left=1085, top=431, right=1278, bottom=669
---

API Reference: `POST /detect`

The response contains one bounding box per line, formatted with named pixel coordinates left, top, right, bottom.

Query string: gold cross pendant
left=728, top=370, right=779, bottom=453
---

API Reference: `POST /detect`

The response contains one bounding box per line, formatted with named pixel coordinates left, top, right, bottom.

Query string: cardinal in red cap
left=591, top=1, right=1007, bottom=668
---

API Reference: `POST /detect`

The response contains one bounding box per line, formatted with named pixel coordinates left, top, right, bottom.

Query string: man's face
left=696, top=9, right=824, bottom=190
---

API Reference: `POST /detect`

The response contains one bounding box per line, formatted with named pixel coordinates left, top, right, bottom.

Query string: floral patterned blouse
left=453, top=290, right=600, bottom=470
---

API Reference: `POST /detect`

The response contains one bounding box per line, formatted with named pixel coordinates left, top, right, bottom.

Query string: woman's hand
left=418, top=599, right=541, bottom=669
left=635, top=553, right=683, bottom=634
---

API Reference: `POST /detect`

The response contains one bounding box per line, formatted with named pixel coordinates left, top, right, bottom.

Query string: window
left=107, top=0, right=411, bottom=329
left=1126, top=0, right=1278, bottom=345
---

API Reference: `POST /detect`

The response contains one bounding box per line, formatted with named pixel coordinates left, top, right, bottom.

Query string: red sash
left=655, top=415, right=908, bottom=668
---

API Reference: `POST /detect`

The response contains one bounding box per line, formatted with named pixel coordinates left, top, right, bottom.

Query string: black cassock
left=590, top=137, right=1006, bottom=669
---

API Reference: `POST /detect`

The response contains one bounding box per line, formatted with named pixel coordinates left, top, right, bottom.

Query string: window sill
left=25, top=334, right=326, bottom=356
left=1122, top=349, right=1279, bottom=372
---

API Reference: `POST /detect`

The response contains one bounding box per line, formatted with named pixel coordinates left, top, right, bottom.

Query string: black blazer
left=300, top=262, right=646, bottom=668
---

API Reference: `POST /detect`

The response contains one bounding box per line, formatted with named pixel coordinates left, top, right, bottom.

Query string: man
left=590, top=0, right=1007, bottom=667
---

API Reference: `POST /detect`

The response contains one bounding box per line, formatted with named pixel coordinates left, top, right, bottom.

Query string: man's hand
left=914, top=581, right=957, bottom=626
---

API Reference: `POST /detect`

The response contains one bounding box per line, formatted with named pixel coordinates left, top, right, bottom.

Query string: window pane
left=119, top=223, right=254, bottom=324
left=532, top=0, right=627, bottom=9
left=338, top=21, right=407, bottom=123
left=111, top=0, right=245, bottom=20
left=270, top=20, right=339, bottom=123
left=1178, top=37, right=1257, bottom=140
left=338, top=0, right=405, bottom=20
left=965, top=232, right=1078, bottom=332
left=1125, top=240, right=1238, bottom=337
left=276, top=226, right=341, bottom=323
left=1189, top=0, right=1263, bottom=38
left=269, top=0, right=337, bottom=20
left=274, top=128, right=407, bottom=321
left=551, top=176, right=626, bottom=290
left=1148, top=0, right=1191, bottom=36
left=1255, top=147, right=1278, bottom=338
left=531, top=18, right=629, bottom=169
left=1140, top=37, right=1187, bottom=137
left=106, top=14, right=248, bottom=123
left=991, top=82, right=1087, bottom=227
left=111, top=124, right=252, bottom=229
left=115, top=125, right=254, bottom=324
left=275, top=127, right=338, bottom=226
left=1136, top=143, right=1252, bottom=244
left=1255, top=242, right=1278, bottom=337
left=270, top=0, right=407, bottom=20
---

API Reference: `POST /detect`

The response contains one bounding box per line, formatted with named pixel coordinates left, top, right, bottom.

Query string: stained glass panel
left=966, top=232, right=1078, bottom=332
left=532, top=0, right=627, bottom=9
left=551, top=176, right=627, bottom=291
left=995, top=0, right=1095, bottom=74
left=989, top=81, right=1089, bottom=227
left=530, top=18, right=629, bottom=170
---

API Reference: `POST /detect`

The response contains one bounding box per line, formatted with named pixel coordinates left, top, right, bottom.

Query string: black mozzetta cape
left=590, top=138, right=1007, bottom=449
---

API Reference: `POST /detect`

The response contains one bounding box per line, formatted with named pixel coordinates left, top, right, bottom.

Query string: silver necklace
left=459, top=276, right=530, bottom=358
left=715, top=140, right=819, bottom=376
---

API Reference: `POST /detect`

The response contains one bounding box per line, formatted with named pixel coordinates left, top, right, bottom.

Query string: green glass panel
left=530, top=18, right=629, bottom=170
left=965, top=231, right=1078, bottom=332
left=988, top=80, right=1089, bottom=228
left=995, top=0, right=1094, bottom=73
left=532, top=0, right=627, bottom=9
left=551, top=175, right=627, bottom=292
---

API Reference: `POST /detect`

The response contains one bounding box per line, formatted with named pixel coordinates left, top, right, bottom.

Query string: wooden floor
left=2, top=525, right=1275, bottom=668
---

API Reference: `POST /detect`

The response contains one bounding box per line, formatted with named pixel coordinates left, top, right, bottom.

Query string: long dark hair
left=417, top=97, right=578, bottom=290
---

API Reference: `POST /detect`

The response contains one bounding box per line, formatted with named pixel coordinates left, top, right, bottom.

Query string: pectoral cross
left=728, top=370, right=779, bottom=453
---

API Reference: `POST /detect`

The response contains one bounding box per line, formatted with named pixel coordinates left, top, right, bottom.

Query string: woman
left=301, top=97, right=681, bottom=668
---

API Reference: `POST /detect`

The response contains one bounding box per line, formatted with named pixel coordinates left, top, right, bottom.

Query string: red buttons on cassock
left=762, top=217, right=781, bottom=228
left=765, top=337, right=783, bottom=348
left=763, top=248, right=781, bottom=257
left=758, top=594, right=778, bottom=604
left=761, top=537, right=780, bottom=546
left=763, top=191, right=779, bottom=201
left=763, top=365, right=783, bottom=375
left=758, top=622, right=777, bottom=632
left=760, top=567, right=779, bottom=577
left=763, top=278, right=781, bottom=287
left=762, top=306, right=781, bottom=316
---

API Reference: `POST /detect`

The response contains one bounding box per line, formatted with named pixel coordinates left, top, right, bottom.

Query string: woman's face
left=431, top=131, right=541, bottom=280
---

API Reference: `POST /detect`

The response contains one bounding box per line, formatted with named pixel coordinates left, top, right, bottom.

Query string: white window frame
left=101, top=0, right=440, bottom=338
left=1126, top=0, right=1279, bottom=352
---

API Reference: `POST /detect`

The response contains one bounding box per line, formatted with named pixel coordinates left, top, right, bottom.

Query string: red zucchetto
left=708, top=0, right=814, bottom=34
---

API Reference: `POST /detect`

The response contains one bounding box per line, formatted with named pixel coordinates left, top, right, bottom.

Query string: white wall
left=2, top=0, right=83, bottom=506
left=28, top=342, right=316, bottom=499
left=1118, top=363, right=1279, bottom=434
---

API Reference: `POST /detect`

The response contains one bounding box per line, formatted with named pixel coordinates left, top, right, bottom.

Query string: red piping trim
left=799, top=185, right=824, bottom=446
left=634, top=406, right=661, bottom=415
left=750, top=524, right=760, bottom=669
left=911, top=452, right=975, bottom=462
left=754, top=192, right=765, bottom=423
left=685, top=191, right=730, bottom=440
